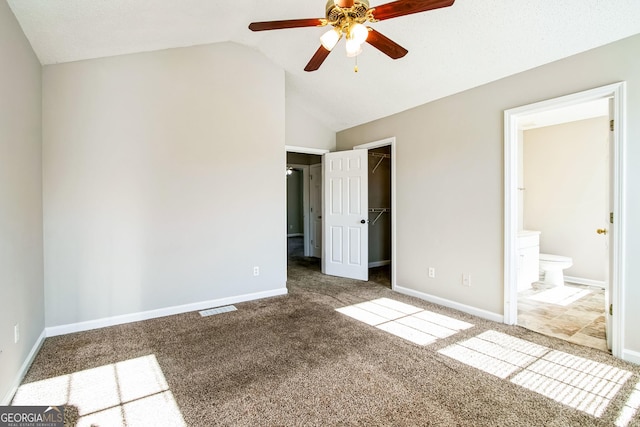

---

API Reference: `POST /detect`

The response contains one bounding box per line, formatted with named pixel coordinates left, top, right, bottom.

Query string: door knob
left=597, top=228, right=608, bottom=235
left=361, top=219, right=368, bottom=224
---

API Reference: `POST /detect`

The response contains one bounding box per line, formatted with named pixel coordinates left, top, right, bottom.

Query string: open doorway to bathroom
left=504, top=83, right=626, bottom=357
left=516, top=107, right=608, bottom=351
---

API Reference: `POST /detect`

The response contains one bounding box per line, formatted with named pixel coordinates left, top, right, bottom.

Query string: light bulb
left=351, top=23, right=369, bottom=45
left=345, top=38, right=362, bottom=57
left=320, top=28, right=341, bottom=51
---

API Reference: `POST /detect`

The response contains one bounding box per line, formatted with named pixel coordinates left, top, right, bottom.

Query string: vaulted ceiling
left=8, top=0, right=640, bottom=131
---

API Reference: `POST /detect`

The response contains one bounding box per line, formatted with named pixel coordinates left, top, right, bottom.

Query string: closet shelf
left=368, top=207, right=390, bottom=225
left=369, top=152, right=390, bottom=174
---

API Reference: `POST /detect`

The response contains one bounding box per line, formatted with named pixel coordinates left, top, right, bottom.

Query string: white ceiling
left=8, top=0, right=640, bottom=131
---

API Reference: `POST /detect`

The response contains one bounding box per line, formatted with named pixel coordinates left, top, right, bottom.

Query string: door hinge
left=610, top=212, right=614, bottom=224
left=609, top=304, right=613, bottom=316
left=610, top=119, right=614, bottom=131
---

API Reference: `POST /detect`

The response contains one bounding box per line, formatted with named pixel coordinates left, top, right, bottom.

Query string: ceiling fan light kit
left=249, top=0, right=455, bottom=72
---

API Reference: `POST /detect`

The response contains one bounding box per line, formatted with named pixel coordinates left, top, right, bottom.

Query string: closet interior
left=367, top=146, right=392, bottom=287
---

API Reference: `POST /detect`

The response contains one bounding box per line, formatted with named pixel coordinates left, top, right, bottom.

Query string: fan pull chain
left=354, top=55, right=359, bottom=73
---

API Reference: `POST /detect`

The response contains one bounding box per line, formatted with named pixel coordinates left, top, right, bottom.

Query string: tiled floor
left=518, top=282, right=608, bottom=352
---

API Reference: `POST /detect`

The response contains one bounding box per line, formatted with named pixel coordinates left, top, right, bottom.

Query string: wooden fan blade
left=366, top=28, right=408, bottom=59
left=304, top=46, right=332, bottom=72
left=371, top=0, right=454, bottom=21
left=249, top=18, right=324, bottom=31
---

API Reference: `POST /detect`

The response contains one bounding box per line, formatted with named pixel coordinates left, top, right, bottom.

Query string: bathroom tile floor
left=517, top=282, right=608, bottom=352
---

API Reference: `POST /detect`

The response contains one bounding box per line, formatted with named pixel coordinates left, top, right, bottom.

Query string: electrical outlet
left=462, top=274, right=471, bottom=287
left=428, top=268, right=435, bottom=278
left=14, top=324, right=19, bottom=344
left=253, top=266, right=260, bottom=276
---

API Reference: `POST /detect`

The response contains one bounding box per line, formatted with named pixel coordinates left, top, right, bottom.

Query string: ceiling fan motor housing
left=325, top=0, right=372, bottom=28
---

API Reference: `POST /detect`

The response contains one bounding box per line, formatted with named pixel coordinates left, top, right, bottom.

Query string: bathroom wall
left=523, top=117, right=609, bottom=284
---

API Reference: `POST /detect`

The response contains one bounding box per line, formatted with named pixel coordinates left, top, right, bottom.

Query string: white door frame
left=503, top=83, right=626, bottom=358
left=287, top=163, right=310, bottom=256
left=285, top=145, right=330, bottom=259
left=354, top=137, right=397, bottom=290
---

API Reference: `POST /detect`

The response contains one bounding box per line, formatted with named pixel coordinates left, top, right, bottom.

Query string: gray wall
left=286, top=152, right=322, bottom=165
left=0, top=2, right=44, bottom=403
left=287, top=169, right=303, bottom=235
left=337, top=34, right=640, bottom=358
left=285, top=82, right=335, bottom=151
left=524, top=117, right=609, bottom=283
left=42, top=43, right=287, bottom=327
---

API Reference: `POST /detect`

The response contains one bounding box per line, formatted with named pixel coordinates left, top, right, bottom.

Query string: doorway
left=286, top=148, right=325, bottom=264
left=504, top=83, right=626, bottom=358
left=515, top=102, right=608, bottom=351
left=285, top=138, right=397, bottom=290
left=353, top=137, right=397, bottom=290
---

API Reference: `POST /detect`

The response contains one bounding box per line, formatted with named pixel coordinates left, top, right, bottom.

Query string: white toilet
left=539, top=253, right=573, bottom=286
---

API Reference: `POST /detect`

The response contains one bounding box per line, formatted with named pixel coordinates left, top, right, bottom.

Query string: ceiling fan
left=248, top=0, right=455, bottom=72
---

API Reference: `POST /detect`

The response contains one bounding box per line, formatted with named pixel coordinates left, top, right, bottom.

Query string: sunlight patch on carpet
left=438, top=330, right=633, bottom=418
left=616, top=379, right=640, bottom=427
left=336, top=298, right=473, bottom=345
left=199, top=305, right=237, bottom=317
left=528, top=286, right=591, bottom=306
left=438, top=330, right=547, bottom=379
left=12, top=354, right=186, bottom=426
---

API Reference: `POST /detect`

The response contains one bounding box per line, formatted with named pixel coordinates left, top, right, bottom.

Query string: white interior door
left=322, top=149, right=368, bottom=280
left=310, top=163, right=322, bottom=258
left=605, top=98, right=614, bottom=350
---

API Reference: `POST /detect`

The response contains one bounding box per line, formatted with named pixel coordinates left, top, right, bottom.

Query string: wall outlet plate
left=428, top=268, right=435, bottom=278
left=462, top=274, right=471, bottom=287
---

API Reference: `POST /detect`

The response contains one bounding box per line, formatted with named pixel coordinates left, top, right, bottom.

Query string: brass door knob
left=597, top=228, right=608, bottom=235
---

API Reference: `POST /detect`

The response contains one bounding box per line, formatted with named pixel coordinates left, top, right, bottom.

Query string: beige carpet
left=12, top=254, right=640, bottom=426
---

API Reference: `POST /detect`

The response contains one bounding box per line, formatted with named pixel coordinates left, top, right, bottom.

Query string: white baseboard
left=622, top=349, right=640, bottom=366
left=369, top=260, right=390, bottom=268
left=564, top=276, right=606, bottom=289
left=287, top=233, right=303, bottom=237
left=46, top=287, right=288, bottom=337
left=394, top=286, right=504, bottom=323
left=1, top=330, right=46, bottom=405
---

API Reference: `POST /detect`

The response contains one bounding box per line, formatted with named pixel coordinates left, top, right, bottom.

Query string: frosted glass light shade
left=351, top=23, right=369, bottom=44
left=320, top=29, right=341, bottom=51
left=345, top=38, right=362, bottom=57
